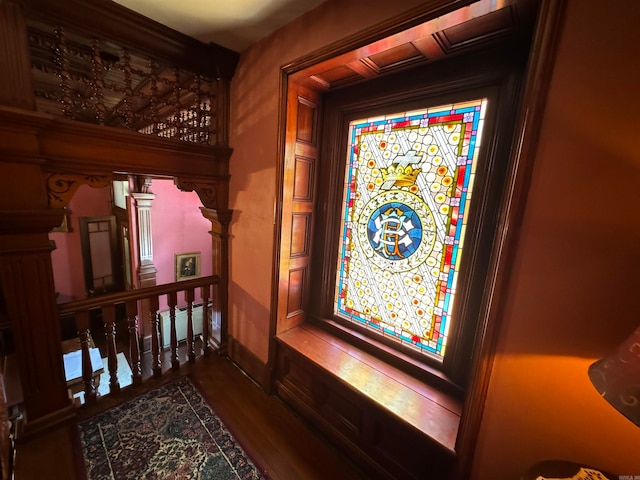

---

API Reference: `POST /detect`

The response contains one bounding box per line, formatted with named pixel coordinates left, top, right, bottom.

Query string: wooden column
left=0, top=1, right=75, bottom=433
left=200, top=207, right=231, bottom=354
left=0, top=0, right=35, bottom=110
left=131, top=190, right=157, bottom=351
left=0, top=210, right=74, bottom=436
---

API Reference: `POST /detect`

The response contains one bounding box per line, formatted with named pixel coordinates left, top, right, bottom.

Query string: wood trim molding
left=283, top=0, right=478, bottom=75
left=46, top=173, right=112, bottom=208
left=227, top=335, right=269, bottom=390
left=38, top=117, right=232, bottom=179
left=175, top=179, right=219, bottom=211
left=0, top=208, right=65, bottom=234
left=452, top=1, right=567, bottom=478
left=267, top=70, right=292, bottom=393
left=0, top=108, right=232, bottom=180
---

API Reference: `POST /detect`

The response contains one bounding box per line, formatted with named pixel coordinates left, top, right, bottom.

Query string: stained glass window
left=335, top=99, right=488, bottom=360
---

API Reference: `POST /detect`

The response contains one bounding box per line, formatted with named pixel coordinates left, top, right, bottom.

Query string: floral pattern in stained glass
left=334, top=99, right=488, bottom=360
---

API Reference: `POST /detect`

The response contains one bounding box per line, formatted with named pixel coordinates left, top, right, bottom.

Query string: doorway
left=79, top=215, right=124, bottom=296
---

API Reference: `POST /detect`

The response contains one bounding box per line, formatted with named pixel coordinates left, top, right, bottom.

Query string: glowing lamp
left=588, top=325, right=640, bottom=427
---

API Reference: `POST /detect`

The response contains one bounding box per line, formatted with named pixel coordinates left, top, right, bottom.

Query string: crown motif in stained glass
left=380, top=150, right=424, bottom=189
left=381, top=165, right=421, bottom=187
left=335, top=99, right=488, bottom=360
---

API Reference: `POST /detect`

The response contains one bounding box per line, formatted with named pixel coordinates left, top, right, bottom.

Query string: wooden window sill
left=276, top=322, right=462, bottom=454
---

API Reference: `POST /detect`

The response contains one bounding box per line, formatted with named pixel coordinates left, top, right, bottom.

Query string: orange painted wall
left=229, top=0, right=425, bottom=362
left=471, top=0, right=640, bottom=478
left=230, top=0, right=640, bottom=476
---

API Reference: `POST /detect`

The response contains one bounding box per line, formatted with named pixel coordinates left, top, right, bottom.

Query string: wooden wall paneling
left=319, top=381, right=363, bottom=443
left=36, top=116, right=232, bottom=179
left=275, top=341, right=453, bottom=479
left=293, top=156, right=315, bottom=201
left=370, top=413, right=454, bottom=479
left=274, top=345, right=388, bottom=479
left=275, top=81, right=321, bottom=335
left=286, top=267, right=306, bottom=317
left=290, top=213, right=311, bottom=257
left=0, top=211, right=75, bottom=437
left=434, top=6, right=516, bottom=53
left=0, top=1, right=35, bottom=110
left=367, top=42, right=423, bottom=70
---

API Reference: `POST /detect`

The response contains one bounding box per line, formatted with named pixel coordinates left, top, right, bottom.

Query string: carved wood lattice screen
left=27, top=18, right=218, bottom=145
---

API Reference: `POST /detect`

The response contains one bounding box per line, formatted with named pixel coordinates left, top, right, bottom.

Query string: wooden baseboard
left=17, top=404, right=76, bottom=443
left=227, top=336, right=268, bottom=390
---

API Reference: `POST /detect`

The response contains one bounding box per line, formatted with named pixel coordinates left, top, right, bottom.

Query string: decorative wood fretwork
left=28, top=18, right=220, bottom=145
left=46, top=172, right=111, bottom=208
left=175, top=179, right=218, bottom=210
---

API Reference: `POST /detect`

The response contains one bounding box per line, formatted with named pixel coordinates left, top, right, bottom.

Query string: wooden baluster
left=149, top=295, right=162, bottom=378
left=102, top=304, right=120, bottom=394
left=76, top=310, right=97, bottom=405
left=200, top=285, right=210, bottom=357
left=168, top=291, right=179, bottom=370
left=54, top=26, right=74, bottom=119
left=185, top=288, right=195, bottom=363
left=90, top=39, right=106, bottom=125
left=121, top=48, right=135, bottom=129
left=173, top=67, right=182, bottom=138
left=149, top=60, right=159, bottom=133
left=126, top=300, right=142, bottom=385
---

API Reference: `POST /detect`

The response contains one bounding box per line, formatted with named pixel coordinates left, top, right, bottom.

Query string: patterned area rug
left=78, top=377, right=265, bottom=479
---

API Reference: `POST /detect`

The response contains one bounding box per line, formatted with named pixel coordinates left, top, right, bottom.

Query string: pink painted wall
left=149, top=178, right=212, bottom=311
left=49, top=179, right=212, bottom=312
left=49, top=183, right=111, bottom=300
left=231, top=0, right=640, bottom=477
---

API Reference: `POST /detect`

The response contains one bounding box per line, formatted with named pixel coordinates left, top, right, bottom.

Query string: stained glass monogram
left=335, top=99, right=488, bottom=359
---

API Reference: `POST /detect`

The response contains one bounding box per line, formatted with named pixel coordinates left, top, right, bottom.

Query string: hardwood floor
left=13, top=351, right=366, bottom=480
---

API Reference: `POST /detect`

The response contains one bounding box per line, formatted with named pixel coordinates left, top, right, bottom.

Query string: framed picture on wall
left=175, top=252, right=201, bottom=281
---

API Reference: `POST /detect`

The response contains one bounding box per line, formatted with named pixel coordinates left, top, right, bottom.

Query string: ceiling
left=111, top=0, right=327, bottom=52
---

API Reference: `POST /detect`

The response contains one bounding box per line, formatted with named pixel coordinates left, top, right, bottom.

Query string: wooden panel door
left=276, top=81, right=321, bottom=334
left=79, top=215, right=123, bottom=296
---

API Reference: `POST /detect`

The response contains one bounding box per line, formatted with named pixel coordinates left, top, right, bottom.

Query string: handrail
left=59, top=274, right=221, bottom=405
left=58, top=275, right=220, bottom=315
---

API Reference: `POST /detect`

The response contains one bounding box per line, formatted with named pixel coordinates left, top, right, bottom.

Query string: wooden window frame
left=271, top=1, right=565, bottom=477
left=308, top=45, right=529, bottom=391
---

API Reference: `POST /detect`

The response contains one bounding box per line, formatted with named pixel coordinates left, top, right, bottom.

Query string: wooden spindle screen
left=27, top=18, right=218, bottom=144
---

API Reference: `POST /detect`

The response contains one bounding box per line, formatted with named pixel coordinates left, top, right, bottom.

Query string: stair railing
left=57, top=275, right=219, bottom=405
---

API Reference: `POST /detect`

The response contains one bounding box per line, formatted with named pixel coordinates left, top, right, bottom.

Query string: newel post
left=0, top=211, right=75, bottom=436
